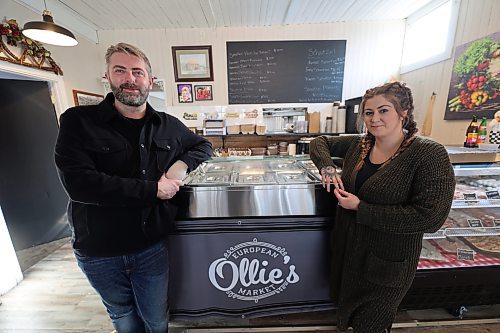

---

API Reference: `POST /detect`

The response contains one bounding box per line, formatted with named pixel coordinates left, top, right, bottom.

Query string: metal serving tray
left=276, top=171, right=312, bottom=184
left=237, top=172, right=277, bottom=184
left=268, top=160, right=301, bottom=172
left=177, top=157, right=333, bottom=218
left=297, top=160, right=319, bottom=171
left=197, top=173, right=233, bottom=185
left=201, top=162, right=234, bottom=173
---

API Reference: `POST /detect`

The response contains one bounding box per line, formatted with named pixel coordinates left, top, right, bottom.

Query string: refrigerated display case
left=168, top=156, right=336, bottom=319
left=402, top=147, right=500, bottom=311
left=168, top=147, right=500, bottom=319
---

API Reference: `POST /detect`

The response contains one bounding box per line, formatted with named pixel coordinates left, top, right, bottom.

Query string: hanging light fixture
left=22, top=0, right=78, bottom=47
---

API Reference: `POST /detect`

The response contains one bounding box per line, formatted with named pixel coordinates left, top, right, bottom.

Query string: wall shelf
left=203, top=133, right=341, bottom=149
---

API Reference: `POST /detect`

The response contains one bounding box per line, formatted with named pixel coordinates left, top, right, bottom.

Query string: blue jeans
left=75, top=241, right=169, bottom=333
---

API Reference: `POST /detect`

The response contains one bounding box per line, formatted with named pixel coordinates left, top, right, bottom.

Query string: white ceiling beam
left=316, top=0, right=339, bottom=23
left=200, top=0, right=217, bottom=28
left=218, top=0, right=231, bottom=27
left=245, top=0, right=259, bottom=27
left=310, top=0, right=331, bottom=23
left=271, top=0, right=291, bottom=26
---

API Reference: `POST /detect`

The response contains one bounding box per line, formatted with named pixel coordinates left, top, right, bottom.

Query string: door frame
left=0, top=61, right=69, bottom=295
left=0, top=61, right=69, bottom=120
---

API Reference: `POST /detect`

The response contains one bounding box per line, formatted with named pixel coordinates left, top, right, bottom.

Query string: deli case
left=167, top=147, right=500, bottom=319
left=401, top=146, right=500, bottom=313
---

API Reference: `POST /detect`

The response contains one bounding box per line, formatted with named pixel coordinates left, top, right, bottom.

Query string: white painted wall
left=401, top=0, right=500, bottom=145
left=96, top=21, right=405, bottom=132
left=97, top=21, right=405, bottom=105
left=4, top=0, right=499, bottom=145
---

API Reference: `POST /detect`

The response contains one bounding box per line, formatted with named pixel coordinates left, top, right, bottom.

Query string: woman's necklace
left=370, top=137, right=405, bottom=165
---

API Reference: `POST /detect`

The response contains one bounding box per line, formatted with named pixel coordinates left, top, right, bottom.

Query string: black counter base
left=401, top=266, right=500, bottom=310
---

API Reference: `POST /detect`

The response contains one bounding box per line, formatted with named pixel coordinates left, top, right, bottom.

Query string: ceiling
left=14, top=0, right=435, bottom=43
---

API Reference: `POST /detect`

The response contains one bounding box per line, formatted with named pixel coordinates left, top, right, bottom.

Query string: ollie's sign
left=208, top=238, right=300, bottom=302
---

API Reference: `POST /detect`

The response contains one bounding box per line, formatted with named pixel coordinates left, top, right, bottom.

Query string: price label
left=486, top=190, right=500, bottom=199
left=467, top=219, right=483, bottom=228
left=494, top=219, right=500, bottom=227
left=463, top=193, right=477, bottom=201
left=457, top=248, right=475, bottom=261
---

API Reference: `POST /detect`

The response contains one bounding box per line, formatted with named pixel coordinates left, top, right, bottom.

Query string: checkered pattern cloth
left=490, top=131, right=500, bottom=144
left=417, top=239, right=500, bottom=270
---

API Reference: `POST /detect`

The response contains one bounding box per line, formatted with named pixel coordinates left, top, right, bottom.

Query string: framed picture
left=172, top=46, right=214, bottom=82
left=444, top=30, right=500, bottom=120
left=194, top=85, right=213, bottom=101
left=72, top=90, right=104, bottom=106
left=177, top=84, right=193, bottom=103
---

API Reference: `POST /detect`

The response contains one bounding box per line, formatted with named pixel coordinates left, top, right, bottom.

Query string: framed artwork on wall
left=72, top=90, right=104, bottom=106
left=444, top=31, right=499, bottom=120
left=194, top=85, right=213, bottom=101
left=177, top=84, right=193, bottom=103
left=172, top=46, right=214, bottom=82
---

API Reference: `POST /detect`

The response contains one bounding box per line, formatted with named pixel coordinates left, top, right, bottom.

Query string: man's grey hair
left=105, top=42, right=152, bottom=77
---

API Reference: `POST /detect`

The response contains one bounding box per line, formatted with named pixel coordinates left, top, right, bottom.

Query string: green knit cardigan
left=310, top=135, right=455, bottom=332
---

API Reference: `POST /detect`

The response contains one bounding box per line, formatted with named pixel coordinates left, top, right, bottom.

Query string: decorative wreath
left=0, top=18, right=63, bottom=75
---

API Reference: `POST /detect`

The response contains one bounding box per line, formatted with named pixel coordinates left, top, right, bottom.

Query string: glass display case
left=169, top=150, right=500, bottom=317
left=419, top=163, right=500, bottom=270
left=180, top=155, right=499, bottom=262
left=177, top=156, right=330, bottom=219
left=402, top=147, right=500, bottom=311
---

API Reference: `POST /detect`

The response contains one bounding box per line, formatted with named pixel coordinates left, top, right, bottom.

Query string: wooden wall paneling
left=401, top=0, right=500, bottom=145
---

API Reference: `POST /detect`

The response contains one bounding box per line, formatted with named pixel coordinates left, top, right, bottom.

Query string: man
left=55, top=42, right=212, bottom=333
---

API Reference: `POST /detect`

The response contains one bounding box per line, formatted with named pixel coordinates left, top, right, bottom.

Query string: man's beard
left=110, top=82, right=149, bottom=107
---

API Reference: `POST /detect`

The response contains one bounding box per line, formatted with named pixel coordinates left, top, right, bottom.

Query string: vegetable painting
left=445, top=32, right=500, bottom=120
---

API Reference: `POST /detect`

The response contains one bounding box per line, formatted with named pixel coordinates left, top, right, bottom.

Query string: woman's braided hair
left=355, top=81, right=418, bottom=171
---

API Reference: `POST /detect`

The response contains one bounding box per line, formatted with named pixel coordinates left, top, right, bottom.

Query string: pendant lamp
left=22, top=1, right=78, bottom=47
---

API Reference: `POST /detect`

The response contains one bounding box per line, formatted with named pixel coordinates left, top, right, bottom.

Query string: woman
left=180, top=86, right=192, bottom=102
left=310, top=82, right=455, bottom=333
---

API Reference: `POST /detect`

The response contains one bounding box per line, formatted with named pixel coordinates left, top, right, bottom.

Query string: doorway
left=0, top=78, right=70, bottom=260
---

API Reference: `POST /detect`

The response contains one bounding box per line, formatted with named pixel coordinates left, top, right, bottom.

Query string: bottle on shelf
left=331, top=102, right=340, bottom=133
left=337, top=105, right=346, bottom=133
left=464, top=115, right=479, bottom=148
left=477, top=117, right=488, bottom=143
left=325, top=116, right=333, bottom=133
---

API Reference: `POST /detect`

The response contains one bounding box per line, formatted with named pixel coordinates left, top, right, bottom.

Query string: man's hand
left=157, top=174, right=183, bottom=200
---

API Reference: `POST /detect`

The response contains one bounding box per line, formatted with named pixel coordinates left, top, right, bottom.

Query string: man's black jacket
left=55, top=93, right=212, bottom=256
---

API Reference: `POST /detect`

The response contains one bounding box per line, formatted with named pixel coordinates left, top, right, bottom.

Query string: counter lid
left=446, top=145, right=500, bottom=163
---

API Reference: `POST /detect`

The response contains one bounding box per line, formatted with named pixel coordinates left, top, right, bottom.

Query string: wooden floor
left=0, top=239, right=499, bottom=333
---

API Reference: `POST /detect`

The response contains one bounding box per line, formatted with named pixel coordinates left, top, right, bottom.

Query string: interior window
left=401, top=0, right=460, bottom=73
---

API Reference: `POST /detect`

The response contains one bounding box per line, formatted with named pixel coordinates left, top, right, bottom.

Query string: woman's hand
left=334, top=188, right=360, bottom=211
left=320, top=165, right=344, bottom=192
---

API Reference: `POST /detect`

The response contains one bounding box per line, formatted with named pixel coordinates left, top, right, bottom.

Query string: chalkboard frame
left=227, top=40, right=346, bottom=104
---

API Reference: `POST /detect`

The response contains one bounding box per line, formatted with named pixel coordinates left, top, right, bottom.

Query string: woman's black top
left=355, top=153, right=382, bottom=194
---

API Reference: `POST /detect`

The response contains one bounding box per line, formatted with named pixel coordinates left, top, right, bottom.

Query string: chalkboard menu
left=227, top=40, right=346, bottom=104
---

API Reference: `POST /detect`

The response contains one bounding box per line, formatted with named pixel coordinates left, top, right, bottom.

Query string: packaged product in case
left=489, top=111, right=500, bottom=144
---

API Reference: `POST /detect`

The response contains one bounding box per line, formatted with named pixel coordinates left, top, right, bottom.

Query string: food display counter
left=167, top=147, right=500, bottom=319
left=168, top=156, right=336, bottom=319
left=401, top=148, right=500, bottom=312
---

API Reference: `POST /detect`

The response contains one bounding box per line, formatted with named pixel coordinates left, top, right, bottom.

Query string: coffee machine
left=262, top=107, right=307, bottom=133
